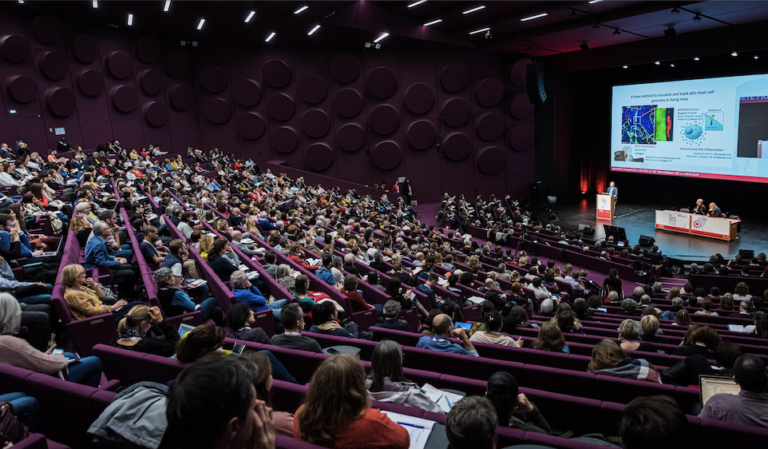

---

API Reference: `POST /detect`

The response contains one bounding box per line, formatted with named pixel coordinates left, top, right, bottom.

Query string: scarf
left=317, top=321, right=342, bottom=331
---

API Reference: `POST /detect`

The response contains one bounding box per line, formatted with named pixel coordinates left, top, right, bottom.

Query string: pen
left=445, top=396, right=452, bottom=408
left=397, top=422, right=425, bottom=429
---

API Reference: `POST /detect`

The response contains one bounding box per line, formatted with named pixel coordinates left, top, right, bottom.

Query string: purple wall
left=0, top=12, right=535, bottom=203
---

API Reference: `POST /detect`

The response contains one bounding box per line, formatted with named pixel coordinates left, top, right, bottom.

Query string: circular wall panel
left=475, top=112, right=504, bottom=141
left=271, top=127, right=298, bottom=154
left=107, top=51, right=133, bottom=79
left=297, top=75, right=327, bottom=104
left=169, top=84, right=194, bottom=111
left=476, top=78, right=504, bottom=107
left=442, top=98, right=470, bottom=127
left=200, top=66, right=228, bottom=93
left=370, top=105, right=400, bottom=135
left=33, top=15, right=63, bottom=44
left=443, top=133, right=471, bottom=162
left=266, top=94, right=295, bottom=121
left=166, top=51, right=190, bottom=79
left=333, top=88, right=363, bottom=118
left=301, top=110, right=330, bottom=138
left=330, top=52, right=360, bottom=84
left=510, top=58, right=532, bottom=87
left=406, top=120, right=437, bottom=150
left=138, top=69, right=162, bottom=96
left=1, top=35, right=31, bottom=63
left=337, top=123, right=365, bottom=152
left=305, top=143, right=334, bottom=171
left=404, top=83, right=434, bottom=115
left=509, top=93, right=534, bottom=119
left=203, top=98, right=232, bottom=124
left=441, top=61, right=469, bottom=93
left=110, top=85, right=138, bottom=113
left=476, top=147, right=505, bottom=174
left=237, top=113, right=266, bottom=140
left=135, top=36, right=160, bottom=63
left=508, top=125, right=535, bottom=152
left=76, top=69, right=104, bottom=97
left=233, top=79, right=261, bottom=107
left=6, top=75, right=37, bottom=103
left=371, top=141, right=402, bottom=171
left=142, top=101, right=168, bottom=127
left=263, top=60, right=292, bottom=88
left=38, top=51, right=68, bottom=80
left=367, top=67, right=398, bottom=99
left=44, top=87, right=75, bottom=117
left=72, top=35, right=98, bottom=63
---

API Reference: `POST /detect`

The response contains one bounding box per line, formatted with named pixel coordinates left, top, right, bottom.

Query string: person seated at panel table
left=708, top=202, right=723, bottom=217
left=694, top=198, right=707, bottom=215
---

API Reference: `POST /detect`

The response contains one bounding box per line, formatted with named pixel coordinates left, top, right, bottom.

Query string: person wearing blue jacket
left=231, top=270, right=287, bottom=317
left=316, top=253, right=337, bottom=285
left=84, top=222, right=136, bottom=298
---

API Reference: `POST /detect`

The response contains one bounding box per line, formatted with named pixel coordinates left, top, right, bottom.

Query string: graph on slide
left=622, top=105, right=656, bottom=144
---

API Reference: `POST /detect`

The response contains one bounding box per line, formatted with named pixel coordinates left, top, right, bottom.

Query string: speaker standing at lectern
left=605, top=182, right=618, bottom=205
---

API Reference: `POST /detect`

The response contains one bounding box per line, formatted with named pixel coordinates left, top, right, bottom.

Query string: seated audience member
left=0, top=391, right=45, bottom=434
left=486, top=371, right=551, bottom=434
left=732, top=300, right=753, bottom=318
left=675, top=309, right=692, bottom=326
left=587, top=339, right=660, bottom=383
left=0, top=293, right=104, bottom=387
left=533, top=322, right=570, bottom=354
left=445, top=396, right=497, bottom=449
left=84, top=221, right=135, bottom=297
left=639, top=315, right=670, bottom=345
left=315, top=253, right=337, bottom=286
left=208, top=238, right=239, bottom=282
left=621, top=396, right=688, bottom=449
left=620, top=298, right=639, bottom=316
left=661, top=341, right=744, bottom=387
left=374, top=300, right=411, bottom=331
left=292, top=274, right=318, bottom=313
left=271, top=303, right=322, bottom=353
left=242, top=351, right=295, bottom=437
left=661, top=297, right=685, bottom=320
left=470, top=311, right=523, bottom=347
left=416, top=313, right=479, bottom=357
left=365, top=340, right=442, bottom=412
left=308, top=301, right=367, bottom=339
left=225, top=302, right=271, bottom=344
left=275, top=264, right=296, bottom=294
left=674, top=325, right=721, bottom=358
left=113, top=305, right=180, bottom=357
left=698, top=354, right=768, bottom=426
left=154, top=266, right=222, bottom=325
left=62, top=264, right=141, bottom=321
left=618, top=319, right=657, bottom=352
left=165, top=356, right=275, bottom=449
left=294, top=354, right=410, bottom=449
left=341, top=274, right=381, bottom=314
left=232, top=270, right=287, bottom=318
left=695, top=298, right=719, bottom=316
left=538, top=298, right=555, bottom=317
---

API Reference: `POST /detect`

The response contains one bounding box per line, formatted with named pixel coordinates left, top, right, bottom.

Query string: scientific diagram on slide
left=621, top=105, right=656, bottom=144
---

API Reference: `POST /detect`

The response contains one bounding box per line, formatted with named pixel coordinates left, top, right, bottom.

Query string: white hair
left=0, top=293, right=21, bottom=335
left=539, top=299, right=554, bottom=314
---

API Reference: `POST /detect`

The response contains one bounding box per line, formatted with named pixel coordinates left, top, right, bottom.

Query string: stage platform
left=414, top=199, right=766, bottom=262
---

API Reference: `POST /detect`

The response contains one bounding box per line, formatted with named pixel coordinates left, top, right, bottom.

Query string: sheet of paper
left=381, top=411, right=435, bottom=449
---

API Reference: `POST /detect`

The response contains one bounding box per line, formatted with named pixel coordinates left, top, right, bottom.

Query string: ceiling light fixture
left=197, top=18, right=205, bottom=30
left=92, top=1, right=98, bottom=8
left=408, top=0, right=427, bottom=7
left=592, top=23, right=600, bottom=30
left=589, top=0, right=602, bottom=3
left=424, top=19, right=442, bottom=26
left=374, top=32, right=389, bottom=43
left=731, top=51, right=738, bottom=57
left=693, top=13, right=702, bottom=22
left=655, top=61, right=660, bottom=65
left=613, top=28, right=621, bottom=35
left=694, top=57, right=700, bottom=61
left=664, top=26, right=677, bottom=36
left=469, top=27, right=490, bottom=35
left=265, top=32, right=276, bottom=42
left=463, top=6, right=486, bottom=15
left=670, top=64, right=675, bottom=67
left=294, top=6, right=308, bottom=14
left=754, top=55, right=760, bottom=60
left=127, top=14, right=133, bottom=26
left=191, top=41, right=197, bottom=47
left=308, top=24, right=321, bottom=35
left=245, top=11, right=256, bottom=23
left=623, top=65, right=628, bottom=69
left=671, top=7, right=680, bottom=15
left=17, top=0, right=23, bottom=4
left=164, top=0, right=171, bottom=12
left=521, top=13, right=547, bottom=22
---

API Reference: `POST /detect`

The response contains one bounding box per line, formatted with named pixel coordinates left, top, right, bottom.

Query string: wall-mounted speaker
left=525, top=61, right=547, bottom=104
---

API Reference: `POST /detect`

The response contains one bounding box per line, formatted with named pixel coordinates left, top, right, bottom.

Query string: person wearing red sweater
left=340, top=274, right=383, bottom=315
left=294, top=354, right=409, bottom=449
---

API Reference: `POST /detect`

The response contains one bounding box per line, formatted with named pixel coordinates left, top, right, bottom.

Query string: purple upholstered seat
left=271, top=380, right=309, bottom=414
left=142, top=354, right=189, bottom=384
left=0, top=363, right=34, bottom=394
left=93, top=344, right=150, bottom=386
left=402, top=346, right=463, bottom=376
left=459, top=355, right=526, bottom=381
left=594, top=375, right=676, bottom=404
left=276, top=435, right=327, bottom=449
left=523, top=365, right=596, bottom=398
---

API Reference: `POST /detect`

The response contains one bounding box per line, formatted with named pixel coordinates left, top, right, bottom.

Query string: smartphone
left=550, top=295, right=559, bottom=300
left=232, top=343, right=246, bottom=355
left=52, top=348, right=64, bottom=355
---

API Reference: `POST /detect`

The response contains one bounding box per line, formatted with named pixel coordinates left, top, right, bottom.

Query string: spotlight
left=671, top=7, right=680, bottom=15
left=664, top=26, right=677, bottom=36
left=732, top=51, right=738, bottom=57
left=694, top=57, right=700, bottom=61
left=693, top=14, right=702, bottom=22
left=655, top=61, right=660, bottom=65
left=613, top=28, right=621, bottom=35
left=670, top=63, right=675, bottom=67
left=623, top=65, right=628, bottom=69
left=755, top=55, right=760, bottom=60
left=580, top=42, right=590, bottom=51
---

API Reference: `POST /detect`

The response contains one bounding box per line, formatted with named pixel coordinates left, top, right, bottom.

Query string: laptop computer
left=38, top=238, right=63, bottom=257
left=700, top=375, right=740, bottom=406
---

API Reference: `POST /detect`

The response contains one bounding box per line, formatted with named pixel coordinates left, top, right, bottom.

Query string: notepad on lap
left=421, top=383, right=463, bottom=413
left=381, top=411, right=435, bottom=449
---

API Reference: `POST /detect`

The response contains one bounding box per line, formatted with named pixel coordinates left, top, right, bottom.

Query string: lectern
left=597, top=194, right=615, bottom=220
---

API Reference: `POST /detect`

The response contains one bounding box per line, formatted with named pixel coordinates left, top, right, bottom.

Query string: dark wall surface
left=0, top=11, right=535, bottom=203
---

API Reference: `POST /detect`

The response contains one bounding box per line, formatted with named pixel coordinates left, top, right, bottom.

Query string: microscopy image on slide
left=622, top=105, right=656, bottom=144
left=654, top=107, right=674, bottom=142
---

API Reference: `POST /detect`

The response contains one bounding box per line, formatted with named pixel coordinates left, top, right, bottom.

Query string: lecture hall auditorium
left=0, top=1, right=767, bottom=449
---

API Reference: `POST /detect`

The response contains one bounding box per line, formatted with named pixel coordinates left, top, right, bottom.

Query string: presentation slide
left=610, top=73, right=768, bottom=183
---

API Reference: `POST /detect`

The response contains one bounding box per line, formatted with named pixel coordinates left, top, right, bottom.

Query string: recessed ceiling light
left=92, top=1, right=98, bottom=8
left=294, top=6, right=308, bottom=14
left=308, top=25, right=321, bottom=35
left=655, top=61, right=660, bottom=65
left=374, top=33, right=389, bottom=43
left=469, top=27, right=490, bottom=35
left=622, top=65, right=628, bottom=69
left=463, top=6, right=486, bottom=15
left=670, top=64, right=675, bottom=67
left=127, top=14, right=133, bottom=26
left=197, top=18, right=205, bottom=30
left=164, top=0, right=171, bottom=12
left=245, top=11, right=256, bottom=23
left=694, top=57, right=700, bottom=61
left=191, top=41, right=198, bottom=47
left=754, top=55, right=760, bottom=60
left=265, top=32, right=276, bottom=42
left=17, top=0, right=24, bottom=4
left=408, top=0, right=427, bottom=7
left=732, top=51, right=738, bottom=57
left=424, top=19, right=442, bottom=27
left=521, top=13, right=547, bottom=22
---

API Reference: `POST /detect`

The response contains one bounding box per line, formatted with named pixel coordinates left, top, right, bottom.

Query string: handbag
left=0, top=402, right=29, bottom=446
